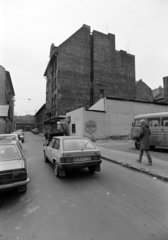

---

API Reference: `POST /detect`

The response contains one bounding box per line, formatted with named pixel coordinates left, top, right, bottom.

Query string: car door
left=147, top=117, right=162, bottom=146
left=46, top=139, right=56, bottom=162
left=50, top=138, right=61, bottom=163
left=162, top=117, right=168, bottom=146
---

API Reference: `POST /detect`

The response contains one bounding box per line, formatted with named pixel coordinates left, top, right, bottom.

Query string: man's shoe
left=145, top=163, right=152, bottom=166
left=136, top=159, right=141, bottom=163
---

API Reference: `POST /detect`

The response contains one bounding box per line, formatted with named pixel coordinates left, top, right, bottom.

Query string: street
left=0, top=133, right=168, bottom=240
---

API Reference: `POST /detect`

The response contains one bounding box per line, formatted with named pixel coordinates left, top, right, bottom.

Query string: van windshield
left=134, top=119, right=141, bottom=127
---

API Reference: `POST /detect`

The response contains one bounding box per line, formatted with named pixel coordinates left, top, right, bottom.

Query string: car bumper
left=57, top=160, right=102, bottom=170
left=0, top=178, right=30, bottom=191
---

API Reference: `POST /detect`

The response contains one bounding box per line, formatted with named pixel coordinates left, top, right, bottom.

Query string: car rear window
left=0, top=145, right=21, bottom=160
left=63, top=139, right=96, bottom=151
left=0, top=136, right=17, bottom=141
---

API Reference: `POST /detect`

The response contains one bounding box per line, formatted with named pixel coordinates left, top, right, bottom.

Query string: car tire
left=18, top=184, right=27, bottom=193
left=44, top=152, right=49, bottom=163
left=54, top=163, right=60, bottom=177
left=88, top=166, right=95, bottom=174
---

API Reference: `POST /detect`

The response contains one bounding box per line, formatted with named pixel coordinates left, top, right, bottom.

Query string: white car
left=0, top=134, right=22, bottom=148
left=43, top=136, right=102, bottom=177
left=12, top=131, right=24, bottom=143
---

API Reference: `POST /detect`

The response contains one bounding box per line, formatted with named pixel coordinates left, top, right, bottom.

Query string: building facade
left=153, top=77, right=168, bottom=103
left=15, top=115, right=35, bottom=131
left=66, top=97, right=168, bottom=140
left=44, top=24, right=136, bottom=119
left=136, top=79, right=153, bottom=101
left=0, top=65, right=15, bottom=133
left=34, top=104, right=46, bottom=133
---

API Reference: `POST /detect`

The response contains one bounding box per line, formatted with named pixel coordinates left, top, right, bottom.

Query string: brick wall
left=44, top=25, right=136, bottom=118
left=93, top=31, right=136, bottom=103
left=57, top=25, right=91, bottom=115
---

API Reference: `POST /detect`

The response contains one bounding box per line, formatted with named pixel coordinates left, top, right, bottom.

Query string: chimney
left=163, top=76, right=168, bottom=103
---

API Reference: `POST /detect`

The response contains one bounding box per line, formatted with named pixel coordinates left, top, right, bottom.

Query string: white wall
left=66, top=107, right=84, bottom=136
left=66, top=98, right=168, bottom=139
left=83, top=110, right=106, bottom=140
left=66, top=107, right=106, bottom=140
left=106, top=99, right=168, bottom=136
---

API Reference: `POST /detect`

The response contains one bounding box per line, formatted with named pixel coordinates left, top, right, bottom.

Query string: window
left=49, top=139, right=55, bottom=148
left=162, top=117, right=168, bottom=127
left=134, top=119, right=141, bottom=127
left=147, top=118, right=160, bottom=127
left=0, top=145, right=20, bottom=160
left=63, top=139, right=96, bottom=151
left=53, top=139, right=60, bottom=150
left=72, top=124, right=76, bottom=133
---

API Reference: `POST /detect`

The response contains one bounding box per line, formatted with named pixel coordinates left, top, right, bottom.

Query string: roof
left=106, top=96, right=168, bottom=105
left=52, top=136, right=88, bottom=140
left=6, top=71, right=15, bottom=96
left=135, top=112, right=168, bottom=119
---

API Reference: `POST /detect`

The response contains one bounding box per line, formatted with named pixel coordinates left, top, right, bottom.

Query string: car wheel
left=44, top=152, right=49, bottom=163
left=88, top=166, right=95, bottom=174
left=18, top=184, right=27, bottom=193
left=54, top=163, right=60, bottom=177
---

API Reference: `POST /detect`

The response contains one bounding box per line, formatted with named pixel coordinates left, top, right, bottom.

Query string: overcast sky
left=0, top=0, right=168, bottom=115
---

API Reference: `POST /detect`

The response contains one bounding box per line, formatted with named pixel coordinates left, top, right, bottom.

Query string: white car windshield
left=0, top=145, right=21, bottom=161
left=63, top=139, right=96, bottom=151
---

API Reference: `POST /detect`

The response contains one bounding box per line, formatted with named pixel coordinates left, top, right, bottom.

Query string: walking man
left=136, top=119, right=153, bottom=166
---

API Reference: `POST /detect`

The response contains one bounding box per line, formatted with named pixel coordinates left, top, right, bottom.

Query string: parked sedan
left=0, top=133, right=22, bottom=148
left=0, top=139, right=29, bottom=193
left=33, top=128, right=39, bottom=134
left=13, top=131, right=24, bottom=143
left=43, top=136, right=102, bottom=177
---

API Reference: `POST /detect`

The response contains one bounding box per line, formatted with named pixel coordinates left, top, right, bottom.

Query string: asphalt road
left=0, top=133, right=168, bottom=240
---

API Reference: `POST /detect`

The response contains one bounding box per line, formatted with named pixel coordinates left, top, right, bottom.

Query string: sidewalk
left=96, top=145, right=168, bottom=182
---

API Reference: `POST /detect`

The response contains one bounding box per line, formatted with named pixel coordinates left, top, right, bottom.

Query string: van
left=130, top=112, right=168, bottom=149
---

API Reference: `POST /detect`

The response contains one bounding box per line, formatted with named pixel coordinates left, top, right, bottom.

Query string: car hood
left=0, top=160, right=25, bottom=171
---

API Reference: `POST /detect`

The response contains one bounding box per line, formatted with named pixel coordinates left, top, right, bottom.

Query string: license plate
left=74, top=156, right=91, bottom=162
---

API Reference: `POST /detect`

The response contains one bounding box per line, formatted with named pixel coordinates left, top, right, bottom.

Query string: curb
left=102, top=156, right=168, bottom=183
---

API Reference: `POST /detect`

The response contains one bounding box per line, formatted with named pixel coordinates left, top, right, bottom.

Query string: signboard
left=85, top=120, right=97, bottom=134
left=0, top=105, right=9, bottom=117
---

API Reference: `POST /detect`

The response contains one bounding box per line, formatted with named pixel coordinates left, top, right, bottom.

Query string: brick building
left=153, top=77, right=168, bottom=103
left=0, top=65, right=15, bottom=133
left=34, top=104, right=46, bottom=133
left=15, top=115, right=35, bottom=131
left=136, top=79, right=153, bottom=101
left=44, top=24, right=136, bottom=119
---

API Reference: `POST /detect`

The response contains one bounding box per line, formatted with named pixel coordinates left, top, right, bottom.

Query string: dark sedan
left=0, top=139, right=29, bottom=193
